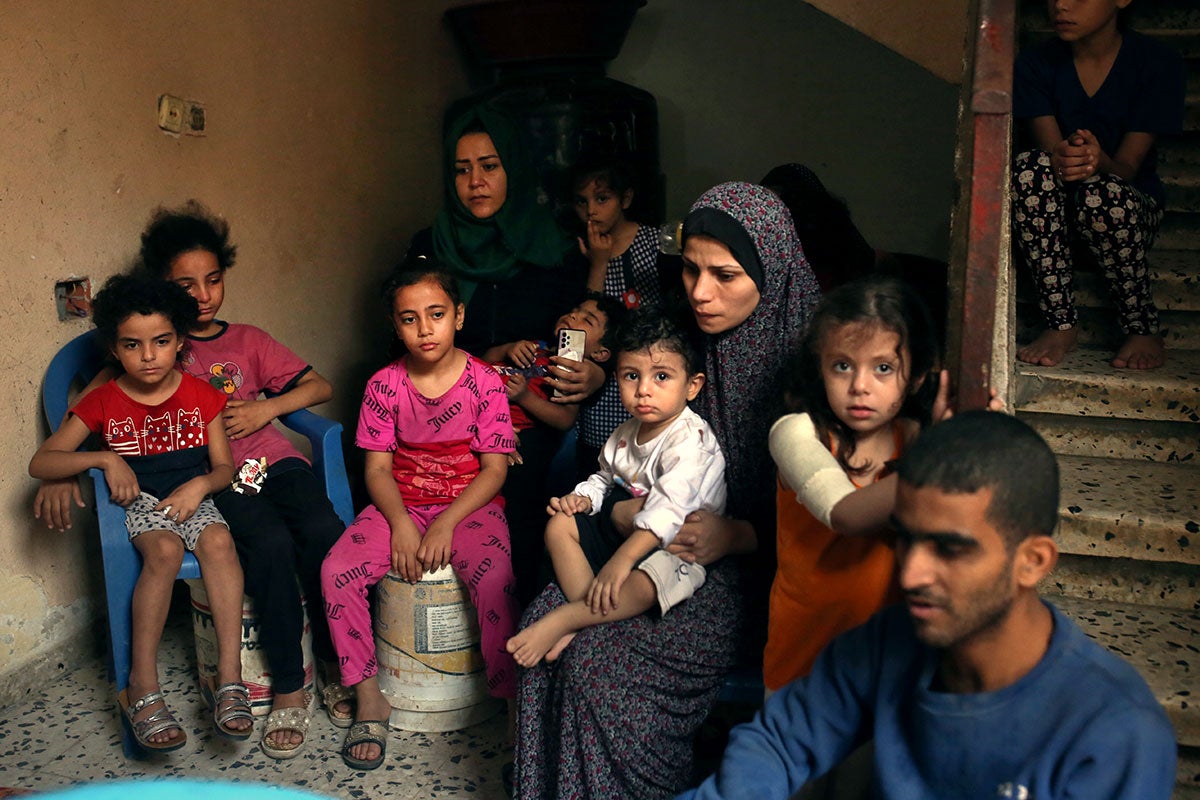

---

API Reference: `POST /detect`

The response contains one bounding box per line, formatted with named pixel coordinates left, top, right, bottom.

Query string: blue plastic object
left=38, top=779, right=333, bottom=799
left=41, top=330, right=355, bottom=758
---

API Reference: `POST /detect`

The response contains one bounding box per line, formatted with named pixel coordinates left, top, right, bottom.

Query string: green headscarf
left=431, top=104, right=570, bottom=301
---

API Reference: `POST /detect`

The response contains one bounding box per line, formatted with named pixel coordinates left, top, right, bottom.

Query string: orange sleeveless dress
left=763, top=423, right=903, bottom=690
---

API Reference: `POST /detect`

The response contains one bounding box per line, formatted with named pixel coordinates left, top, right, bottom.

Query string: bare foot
left=348, top=680, right=391, bottom=765
left=1017, top=328, right=1079, bottom=367
left=507, top=616, right=572, bottom=668
left=125, top=681, right=185, bottom=746
left=544, top=632, right=577, bottom=662
left=265, top=688, right=308, bottom=750
left=1112, top=334, right=1165, bottom=370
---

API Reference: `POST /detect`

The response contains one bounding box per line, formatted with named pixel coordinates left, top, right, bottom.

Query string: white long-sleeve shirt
left=574, top=406, right=726, bottom=546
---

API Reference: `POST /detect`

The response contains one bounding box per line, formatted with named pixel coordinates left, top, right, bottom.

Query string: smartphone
left=554, top=328, right=586, bottom=397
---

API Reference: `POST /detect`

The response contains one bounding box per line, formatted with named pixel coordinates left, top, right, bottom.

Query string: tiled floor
left=0, top=614, right=509, bottom=799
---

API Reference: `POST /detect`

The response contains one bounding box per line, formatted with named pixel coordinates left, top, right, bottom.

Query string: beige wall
left=806, top=0, right=970, bottom=83
left=0, top=1, right=467, bottom=699
left=0, top=0, right=963, bottom=696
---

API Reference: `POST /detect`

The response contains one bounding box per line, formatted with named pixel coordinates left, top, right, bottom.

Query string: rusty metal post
left=946, top=0, right=1015, bottom=410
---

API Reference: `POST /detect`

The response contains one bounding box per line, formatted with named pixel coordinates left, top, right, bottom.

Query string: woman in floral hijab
left=515, top=181, right=819, bottom=799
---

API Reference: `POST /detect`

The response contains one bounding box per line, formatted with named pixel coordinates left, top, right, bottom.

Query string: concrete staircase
left=1016, top=2, right=1200, bottom=797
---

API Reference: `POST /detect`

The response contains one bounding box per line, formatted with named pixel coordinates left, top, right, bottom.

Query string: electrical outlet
left=184, top=101, right=206, bottom=136
left=157, top=94, right=185, bottom=133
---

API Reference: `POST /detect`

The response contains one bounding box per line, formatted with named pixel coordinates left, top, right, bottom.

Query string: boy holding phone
left=487, top=292, right=623, bottom=434
left=506, top=308, right=727, bottom=667
left=486, top=291, right=625, bottom=604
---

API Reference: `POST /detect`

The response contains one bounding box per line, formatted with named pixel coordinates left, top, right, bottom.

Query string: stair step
left=1161, top=135, right=1200, bottom=168
left=1013, top=255, right=1200, bottom=344
left=1056, top=455, right=1200, bottom=565
left=1019, top=306, right=1200, bottom=350
left=1069, top=261, right=1200, bottom=313
left=1049, top=553, right=1199, bottom=611
left=1054, top=596, right=1200, bottom=747
left=1024, top=412, right=1200, bottom=464
left=1012, top=253, right=1199, bottom=312
left=1013, top=347, right=1200, bottom=423
left=1164, top=163, right=1200, bottom=212
left=1159, top=212, right=1200, bottom=251
left=1149, top=253, right=1200, bottom=311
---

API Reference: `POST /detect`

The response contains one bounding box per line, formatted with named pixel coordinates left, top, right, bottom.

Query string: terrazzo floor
left=0, top=612, right=509, bottom=800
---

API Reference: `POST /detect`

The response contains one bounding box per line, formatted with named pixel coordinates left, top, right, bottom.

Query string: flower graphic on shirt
left=208, top=362, right=243, bottom=395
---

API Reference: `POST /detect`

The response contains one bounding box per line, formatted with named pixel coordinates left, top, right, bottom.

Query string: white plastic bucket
left=188, top=579, right=314, bottom=715
left=374, top=565, right=501, bottom=732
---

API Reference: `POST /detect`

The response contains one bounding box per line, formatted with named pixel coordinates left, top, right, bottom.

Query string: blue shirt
left=1014, top=31, right=1185, bottom=202
left=680, top=602, right=1176, bottom=800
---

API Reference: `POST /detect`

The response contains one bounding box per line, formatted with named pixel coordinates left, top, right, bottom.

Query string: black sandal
left=341, top=719, right=389, bottom=770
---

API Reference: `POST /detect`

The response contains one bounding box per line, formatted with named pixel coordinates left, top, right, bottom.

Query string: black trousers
left=503, top=425, right=566, bottom=608
left=214, top=460, right=345, bottom=694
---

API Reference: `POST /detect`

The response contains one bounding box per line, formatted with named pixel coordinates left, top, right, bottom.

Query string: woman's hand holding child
left=668, top=511, right=757, bottom=566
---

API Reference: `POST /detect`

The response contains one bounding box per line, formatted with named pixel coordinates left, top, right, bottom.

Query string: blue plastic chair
left=42, top=330, right=355, bottom=757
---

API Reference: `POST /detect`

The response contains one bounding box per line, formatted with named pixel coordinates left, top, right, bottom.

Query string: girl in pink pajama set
left=321, top=262, right=519, bottom=770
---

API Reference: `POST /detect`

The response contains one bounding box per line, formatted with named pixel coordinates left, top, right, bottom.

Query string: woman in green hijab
left=411, top=104, right=586, bottom=362
left=406, top=103, right=603, bottom=608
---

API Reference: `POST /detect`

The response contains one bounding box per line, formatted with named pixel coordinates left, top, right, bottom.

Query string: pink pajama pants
left=320, top=501, right=519, bottom=698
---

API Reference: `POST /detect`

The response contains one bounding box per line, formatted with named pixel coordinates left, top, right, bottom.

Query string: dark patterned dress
left=516, top=182, right=820, bottom=799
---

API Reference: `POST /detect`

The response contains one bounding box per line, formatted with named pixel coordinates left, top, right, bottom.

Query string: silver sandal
left=118, top=688, right=187, bottom=752
left=203, top=681, right=253, bottom=741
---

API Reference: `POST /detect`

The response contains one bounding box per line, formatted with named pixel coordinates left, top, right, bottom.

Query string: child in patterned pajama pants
left=1012, top=148, right=1163, bottom=342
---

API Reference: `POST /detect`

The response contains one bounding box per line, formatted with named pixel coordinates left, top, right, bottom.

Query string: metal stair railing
left=946, top=0, right=1017, bottom=408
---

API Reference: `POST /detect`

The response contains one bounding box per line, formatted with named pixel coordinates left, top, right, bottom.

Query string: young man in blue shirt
left=683, top=411, right=1176, bottom=800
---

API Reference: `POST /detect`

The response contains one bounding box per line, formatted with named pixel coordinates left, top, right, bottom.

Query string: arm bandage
left=768, top=413, right=856, bottom=528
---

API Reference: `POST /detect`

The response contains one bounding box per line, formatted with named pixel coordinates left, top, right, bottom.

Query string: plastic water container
left=374, top=565, right=502, bottom=732
left=188, top=579, right=314, bottom=715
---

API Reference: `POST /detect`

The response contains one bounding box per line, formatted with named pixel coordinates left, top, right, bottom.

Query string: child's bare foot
left=507, top=617, right=572, bottom=668
left=544, top=632, right=577, bottom=662
left=346, top=681, right=391, bottom=766
left=1112, top=334, right=1165, bottom=370
left=1017, top=328, right=1078, bottom=366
